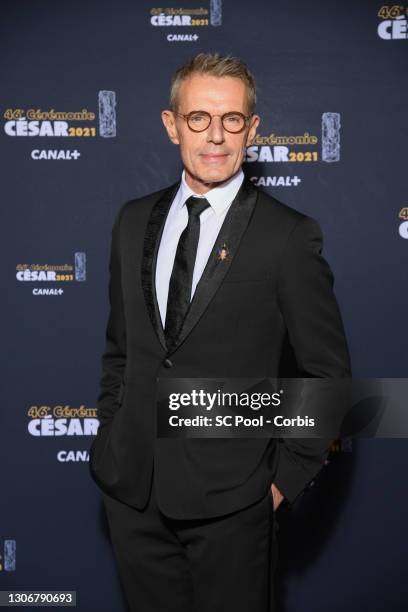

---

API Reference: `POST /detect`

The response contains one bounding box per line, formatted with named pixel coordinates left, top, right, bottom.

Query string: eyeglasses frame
left=172, top=110, right=255, bottom=133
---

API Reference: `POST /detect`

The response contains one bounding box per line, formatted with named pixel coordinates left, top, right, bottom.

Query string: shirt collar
left=178, top=168, right=245, bottom=217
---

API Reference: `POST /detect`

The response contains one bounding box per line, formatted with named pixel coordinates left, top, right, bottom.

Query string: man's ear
left=246, top=114, right=260, bottom=146
left=161, top=110, right=180, bottom=145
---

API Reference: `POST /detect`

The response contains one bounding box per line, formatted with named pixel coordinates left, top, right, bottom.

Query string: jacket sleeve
left=273, top=215, right=352, bottom=505
left=96, top=204, right=127, bottom=428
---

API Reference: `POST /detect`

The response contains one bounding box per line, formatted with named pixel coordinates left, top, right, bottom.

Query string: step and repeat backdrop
left=1, top=1, right=407, bottom=610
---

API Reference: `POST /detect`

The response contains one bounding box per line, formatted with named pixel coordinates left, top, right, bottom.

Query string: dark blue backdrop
left=1, top=1, right=407, bottom=610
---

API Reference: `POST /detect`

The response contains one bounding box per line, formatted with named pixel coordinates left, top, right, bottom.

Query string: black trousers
left=102, top=474, right=279, bottom=612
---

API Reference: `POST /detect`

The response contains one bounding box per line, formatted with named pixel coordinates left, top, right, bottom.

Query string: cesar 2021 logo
left=377, top=5, right=408, bottom=39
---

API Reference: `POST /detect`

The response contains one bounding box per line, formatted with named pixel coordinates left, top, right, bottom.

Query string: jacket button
left=163, top=358, right=173, bottom=368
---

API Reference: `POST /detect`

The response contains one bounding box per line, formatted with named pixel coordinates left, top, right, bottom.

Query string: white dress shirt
left=155, top=168, right=245, bottom=328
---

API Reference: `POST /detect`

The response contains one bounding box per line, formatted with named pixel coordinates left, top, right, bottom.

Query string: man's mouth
left=200, top=153, right=229, bottom=162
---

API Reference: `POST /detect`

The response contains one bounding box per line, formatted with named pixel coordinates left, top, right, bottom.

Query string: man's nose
left=206, top=116, right=225, bottom=143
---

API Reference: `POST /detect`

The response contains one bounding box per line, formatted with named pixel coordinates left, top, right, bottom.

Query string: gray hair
left=169, top=52, right=256, bottom=113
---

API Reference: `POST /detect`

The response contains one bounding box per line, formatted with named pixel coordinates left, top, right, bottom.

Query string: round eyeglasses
left=173, top=110, right=254, bottom=133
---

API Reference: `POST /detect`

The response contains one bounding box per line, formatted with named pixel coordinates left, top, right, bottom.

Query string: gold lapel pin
left=217, top=243, right=230, bottom=261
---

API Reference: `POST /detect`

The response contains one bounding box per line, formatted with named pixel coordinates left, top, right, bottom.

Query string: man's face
left=161, top=74, right=260, bottom=194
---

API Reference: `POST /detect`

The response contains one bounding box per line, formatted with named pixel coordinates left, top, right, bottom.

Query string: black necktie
left=164, top=195, right=211, bottom=347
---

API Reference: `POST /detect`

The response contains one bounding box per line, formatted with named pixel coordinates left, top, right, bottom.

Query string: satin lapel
left=141, top=181, right=180, bottom=352
left=167, top=177, right=258, bottom=355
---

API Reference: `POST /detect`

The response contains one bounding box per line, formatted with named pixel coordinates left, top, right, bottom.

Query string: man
left=89, top=53, right=351, bottom=612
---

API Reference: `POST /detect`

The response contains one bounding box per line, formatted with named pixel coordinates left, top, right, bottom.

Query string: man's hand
left=270, top=483, right=284, bottom=511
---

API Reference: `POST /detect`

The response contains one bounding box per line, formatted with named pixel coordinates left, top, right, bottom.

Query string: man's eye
left=191, top=114, right=207, bottom=122
left=225, top=115, right=241, bottom=123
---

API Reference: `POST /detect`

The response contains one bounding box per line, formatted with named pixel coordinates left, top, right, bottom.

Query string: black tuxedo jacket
left=89, top=176, right=351, bottom=519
